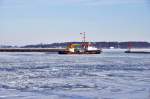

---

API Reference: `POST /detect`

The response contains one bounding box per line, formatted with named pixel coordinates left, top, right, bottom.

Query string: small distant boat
left=58, top=32, right=102, bottom=54
left=125, top=42, right=150, bottom=54
left=125, top=49, right=150, bottom=54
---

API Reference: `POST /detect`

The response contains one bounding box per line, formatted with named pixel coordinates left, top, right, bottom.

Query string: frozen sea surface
left=0, top=50, right=150, bottom=99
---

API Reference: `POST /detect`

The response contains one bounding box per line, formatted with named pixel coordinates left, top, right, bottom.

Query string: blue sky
left=0, top=0, right=150, bottom=45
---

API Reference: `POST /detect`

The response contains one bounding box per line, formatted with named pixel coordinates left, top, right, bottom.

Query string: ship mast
left=80, top=32, right=86, bottom=43
left=83, top=32, right=86, bottom=43
left=80, top=32, right=87, bottom=50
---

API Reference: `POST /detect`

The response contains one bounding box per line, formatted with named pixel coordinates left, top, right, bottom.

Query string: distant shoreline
left=1, top=41, right=150, bottom=49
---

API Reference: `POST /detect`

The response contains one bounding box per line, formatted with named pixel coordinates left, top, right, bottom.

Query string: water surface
left=0, top=50, right=150, bottom=99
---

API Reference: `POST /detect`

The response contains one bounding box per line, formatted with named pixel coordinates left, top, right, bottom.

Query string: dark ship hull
left=125, top=50, right=150, bottom=54
left=58, top=50, right=102, bottom=54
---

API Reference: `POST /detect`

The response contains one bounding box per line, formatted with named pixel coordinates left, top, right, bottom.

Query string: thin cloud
left=46, top=0, right=146, bottom=5
left=80, top=0, right=146, bottom=6
left=1, top=0, right=146, bottom=7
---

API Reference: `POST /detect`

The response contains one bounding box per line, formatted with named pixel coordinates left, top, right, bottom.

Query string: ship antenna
left=80, top=32, right=86, bottom=43
left=83, top=32, right=86, bottom=43
left=80, top=32, right=87, bottom=50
